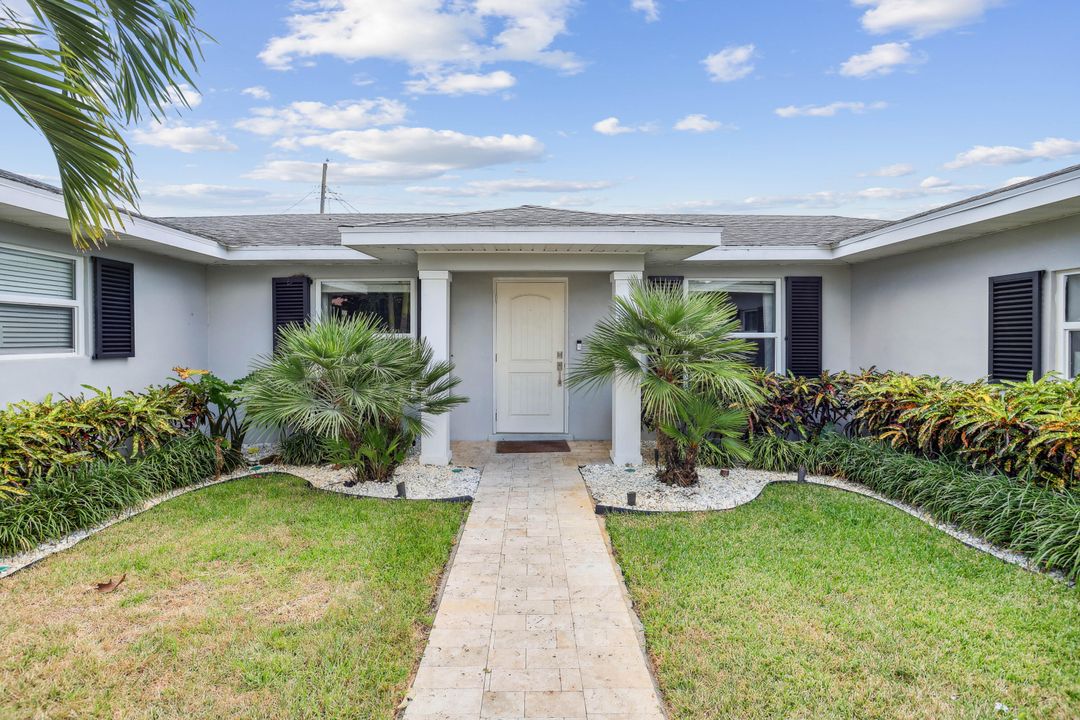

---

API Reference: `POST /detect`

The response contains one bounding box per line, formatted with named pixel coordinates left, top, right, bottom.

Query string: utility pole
left=319, top=160, right=328, bottom=214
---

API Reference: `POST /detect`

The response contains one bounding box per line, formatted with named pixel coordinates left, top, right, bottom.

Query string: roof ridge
left=346, top=204, right=706, bottom=228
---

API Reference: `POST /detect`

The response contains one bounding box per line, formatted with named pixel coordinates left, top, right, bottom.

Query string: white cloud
left=164, top=83, right=202, bottom=110
left=840, top=42, right=918, bottom=77
left=235, top=98, right=408, bottom=135
left=259, top=0, right=582, bottom=76
left=775, top=100, right=887, bottom=118
left=944, top=137, right=1080, bottom=168
left=703, top=44, right=756, bottom=82
left=593, top=117, right=634, bottom=135
left=405, top=70, right=516, bottom=96
left=680, top=176, right=982, bottom=212
left=1002, top=176, right=1034, bottom=187
left=407, top=178, right=614, bottom=197
left=673, top=114, right=731, bottom=133
left=853, top=0, right=1000, bottom=38
left=132, top=121, right=236, bottom=153
left=144, top=184, right=270, bottom=201
left=248, top=127, right=545, bottom=184
left=283, top=127, right=542, bottom=164
left=863, top=162, right=916, bottom=177
left=631, top=0, right=660, bottom=22
left=241, top=86, right=272, bottom=100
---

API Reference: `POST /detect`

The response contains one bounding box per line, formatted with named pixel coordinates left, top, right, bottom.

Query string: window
left=0, top=244, right=82, bottom=356
left=1063, top=271, right=1080, bottom=379
left=687, top=279, right=781, bottom=371
left=317, top=279, right=414, bottom=335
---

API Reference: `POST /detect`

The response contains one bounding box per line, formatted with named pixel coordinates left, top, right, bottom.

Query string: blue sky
left=4, top=0, right=1080, bottom=219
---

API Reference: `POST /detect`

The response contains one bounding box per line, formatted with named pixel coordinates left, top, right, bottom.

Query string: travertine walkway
left=402, top=448, right=666, bottom=719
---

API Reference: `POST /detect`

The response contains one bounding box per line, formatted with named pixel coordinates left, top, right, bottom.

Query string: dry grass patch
left=0, top=474, right=468, bottom=720
left=607, top=483, right=1080, bottom=720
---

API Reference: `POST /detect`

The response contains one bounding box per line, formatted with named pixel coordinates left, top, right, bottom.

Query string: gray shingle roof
left=158, top=208, right=885, bottom=248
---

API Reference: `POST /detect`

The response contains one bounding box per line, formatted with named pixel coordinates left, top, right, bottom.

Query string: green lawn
left=606, top=483, right=1080, bottom=720
left=0, top=474, right=468, bottom=720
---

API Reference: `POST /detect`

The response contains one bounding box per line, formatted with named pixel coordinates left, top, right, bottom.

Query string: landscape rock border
left=582, top=464, right=1068, bottom=583
left=1, top=460, right=479, bottom=580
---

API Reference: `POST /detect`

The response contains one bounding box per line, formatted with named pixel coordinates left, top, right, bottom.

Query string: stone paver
left=403, top=445, right=666, bottom=720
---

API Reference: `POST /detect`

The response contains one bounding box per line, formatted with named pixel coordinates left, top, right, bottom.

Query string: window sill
left=0, top=351, right=81, bottom=362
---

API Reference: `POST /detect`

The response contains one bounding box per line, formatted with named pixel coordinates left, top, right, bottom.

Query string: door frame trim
left=491, top=277, right=570, bottom=435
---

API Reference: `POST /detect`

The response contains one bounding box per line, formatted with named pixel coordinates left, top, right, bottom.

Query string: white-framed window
left=1059, top=269, right=1080, bottom=379
left=0, top=242, right=84, bottom=358
left=315, top=278, right=416, bottom=336
left=687, top=278, right=782, bottom=372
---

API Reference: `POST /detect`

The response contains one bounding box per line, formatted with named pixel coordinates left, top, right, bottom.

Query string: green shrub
left=278, top=430, right=332, bottom=466
left=810, top=434, right=1080, bottom=580
left=328, top=424, right=413, bottom=485
left=238, top=315, right=465, bottom=484
left=0, top=433, right=218, bottom=555
left=749, top=371, right=1080, bottom=490
left=170, top=368, right=250, bottom=468
left=0, top=384, right=195, bottom=495
left=745, top=433, right=809, bottom=472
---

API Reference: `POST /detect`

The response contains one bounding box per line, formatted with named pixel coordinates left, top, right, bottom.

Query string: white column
left=610, top=271, right=643, bottom=466
left=419, top=270, right=453, bottom=465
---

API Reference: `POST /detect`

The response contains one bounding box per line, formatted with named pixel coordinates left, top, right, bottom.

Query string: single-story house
left=1, top=164, right=1079, bottom=466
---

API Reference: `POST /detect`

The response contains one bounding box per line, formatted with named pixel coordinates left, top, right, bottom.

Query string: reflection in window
left=687, top=279, right=779, bottom=372
left=320, top=280, right=412, bottom=334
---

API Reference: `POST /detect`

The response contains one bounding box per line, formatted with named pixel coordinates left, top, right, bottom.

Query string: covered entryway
left=494, top=279, right=567, bottom=434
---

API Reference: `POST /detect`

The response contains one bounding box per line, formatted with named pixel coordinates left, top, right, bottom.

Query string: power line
left=279, top=186, right=318, bottom=214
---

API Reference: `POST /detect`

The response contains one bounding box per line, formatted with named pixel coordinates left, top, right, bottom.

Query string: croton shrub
left=0, top=368, right=247, bottom=497
left=748, top=369, right=1080, bottom=490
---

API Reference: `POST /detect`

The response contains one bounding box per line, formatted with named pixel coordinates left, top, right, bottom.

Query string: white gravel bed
left=582, top=463, right=776, bottom=512
left=262, top=457, right=480, bottom=500
left=1, top=457, right=478, bottom=580
left=581, top=463, right=1066, bottom=581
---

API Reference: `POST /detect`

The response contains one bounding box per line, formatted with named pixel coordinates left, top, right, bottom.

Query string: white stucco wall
left=849, top=214, right=1080, bottom=379
left=205, top=263, right=415, bottom=382
left=645, top=262, right=854, bottom=373
left=0, top=221, right=208, bottom=405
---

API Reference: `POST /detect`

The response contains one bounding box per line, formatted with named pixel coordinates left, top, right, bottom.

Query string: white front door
left=495, top=280, right=567, bottom=434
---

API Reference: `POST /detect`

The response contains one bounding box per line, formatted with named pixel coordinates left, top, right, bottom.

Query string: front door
left=495, top=280, right=567, bottom=434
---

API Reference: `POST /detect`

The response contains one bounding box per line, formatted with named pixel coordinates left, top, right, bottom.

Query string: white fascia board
left=221, top=246, right=376, bottom=263
left=340, top=226, right=722, bottom=249
left=684, top=245, right=836, bottom=262
left=835, top=167, right=1080, bottom=259
left=0, top=175, right=228, bottom=261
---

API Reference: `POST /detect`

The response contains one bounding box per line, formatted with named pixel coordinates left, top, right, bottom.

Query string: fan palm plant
left=0, top=1, right=206, bottom=248
left=237, top=315, right=467, bottom=484
left=568, top=281, right=761, bottom=486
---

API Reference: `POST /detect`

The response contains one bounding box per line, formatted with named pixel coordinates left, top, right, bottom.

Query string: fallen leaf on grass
left=95, top=574, right=126, bottom=593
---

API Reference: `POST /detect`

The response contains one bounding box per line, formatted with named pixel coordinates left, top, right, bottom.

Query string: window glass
left=1067, top=274, right=1080, bottom=323
left=321, top=280, right=411, bottom=334
left=0, top=303, right=74, bottom=353
left=743, top=338, right=776, bottom=372
left=687, top=280, right=776, bottom=333
left=0, top=246, right=75, bottom=299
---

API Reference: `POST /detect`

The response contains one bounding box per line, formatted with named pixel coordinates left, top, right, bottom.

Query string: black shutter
left=989, top=271, right=1043, bottom=382
left=272, top=275, right=311, bottom=349
left=92, top=257, right=134, bottom=359
left=647, top=275, right=684, bottom=292
left=785, top=276, right=822, bottom=377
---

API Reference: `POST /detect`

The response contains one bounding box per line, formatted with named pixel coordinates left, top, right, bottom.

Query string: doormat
left=496, top=440, right=571, bottom=454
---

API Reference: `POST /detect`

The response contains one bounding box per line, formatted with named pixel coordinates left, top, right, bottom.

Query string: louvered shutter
left=92, top=257, right=134, bottom=359
left=647, top=275, right=684, bottom=292
left=785, top=276, right=822, bottom=376
left=272, top=275, right=311, bottom=349
left=988, top=271, right=1043, bottom=382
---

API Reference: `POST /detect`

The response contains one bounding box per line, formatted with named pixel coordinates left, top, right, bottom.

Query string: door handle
left=557, top=361, right=564, bottom=386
